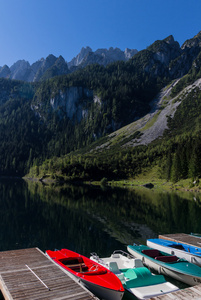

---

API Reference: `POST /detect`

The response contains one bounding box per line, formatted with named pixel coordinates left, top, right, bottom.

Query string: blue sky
left=0, top=0, right=201, bottom=67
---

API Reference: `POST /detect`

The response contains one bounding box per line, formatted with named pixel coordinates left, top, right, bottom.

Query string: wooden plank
left=0, top=248, right=97, bottom=300
left=159, top=233, right=201, bottom=248
left=150, top=285, right=201, bottom=299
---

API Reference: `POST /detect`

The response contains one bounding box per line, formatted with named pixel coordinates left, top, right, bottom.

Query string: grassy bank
left=25, top=164, right=201, bottom=193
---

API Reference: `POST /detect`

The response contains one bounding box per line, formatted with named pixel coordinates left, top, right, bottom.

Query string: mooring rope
left=25, top=264, right=51, bottom=291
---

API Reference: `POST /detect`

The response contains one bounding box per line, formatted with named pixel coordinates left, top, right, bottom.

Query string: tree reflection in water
left=0, top=179, right=201, bottom=258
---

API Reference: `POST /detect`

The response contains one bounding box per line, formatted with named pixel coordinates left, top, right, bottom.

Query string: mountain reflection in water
left=0, top=178, right=201, bottom=259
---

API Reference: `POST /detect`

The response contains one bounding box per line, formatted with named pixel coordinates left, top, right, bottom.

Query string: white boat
left=127, top=244, right=201, bottom=286
left=147, top=238, right=201, bottom=267
left=90, top=250, right=179, bottom=299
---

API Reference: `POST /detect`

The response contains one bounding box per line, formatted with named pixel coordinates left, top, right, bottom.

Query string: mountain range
left=0, top=31, right=201, bottom=183
left=0, top=47, right=138, bottom=82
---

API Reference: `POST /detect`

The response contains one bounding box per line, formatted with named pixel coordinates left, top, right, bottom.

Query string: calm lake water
left=1, top=178, right=201, bottom=294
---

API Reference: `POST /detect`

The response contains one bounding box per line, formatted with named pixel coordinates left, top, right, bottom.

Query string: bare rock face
left=10, top=60, right=34, bottom=81
left=0, top=55, right=69, bottom=82
left=68, top=47, right=92, bottom=68
left=33, top=54, right=58, bottom=81
left=170, top=31, right=201, bottom=78
left=0, top=65, right=11, bottom=78
left=68, top=46, right=138, bottom=69
left=49, top=87, right=94, bottom=122
left=181, top=31, right=201, bottom=50
left=124, top=48, right=138, bottom=60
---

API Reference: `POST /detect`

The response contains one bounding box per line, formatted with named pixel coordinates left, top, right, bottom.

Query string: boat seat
left=134, top=259, right=144, bottom=268
left=118, top=273, right=126, bottom=284
left=70, top=265, right=88, bottom=271
left=141, top=249, right=161, bottom=258
left=170, top=244, right=185, bottom=250
left=155, top=255, right=178, bottom=263
left=60, top=257, right=84, bottom=264
left=109, top=261, right=121, bottom=274
left=60, top=257, right=88, bottom=271
left=111, top=253, right=120, bottom=258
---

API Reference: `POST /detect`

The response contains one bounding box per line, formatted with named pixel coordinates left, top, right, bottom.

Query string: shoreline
left=22, top=175, right=201, bottom=193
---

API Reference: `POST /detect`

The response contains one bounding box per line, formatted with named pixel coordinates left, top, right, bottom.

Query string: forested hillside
left=1, top=32, right=201, bottom=183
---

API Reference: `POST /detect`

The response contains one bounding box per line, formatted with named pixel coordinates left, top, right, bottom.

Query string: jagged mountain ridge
left=0, top=47, right=138, bottom=82
left=0, top=32, right=201, bottom=177
left=31, top=33, right=201, bottom=132
left=0, top=55, right=69, bottom=82
left=67, top=46, right=138, bottom=69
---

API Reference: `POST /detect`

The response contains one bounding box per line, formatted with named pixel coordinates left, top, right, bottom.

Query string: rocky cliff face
left=9, top=60, right=34, bottom=81
left=134, top=35, right=181, bottom=78
left=33, top=54, right=69, bottom=81
left=67, top=47, right=92, bottom=68
left=34, top=86, right=94, bottom=123
left=169, top=31, right=201, bottom=78
left=131, top=32, right=201, bottom=81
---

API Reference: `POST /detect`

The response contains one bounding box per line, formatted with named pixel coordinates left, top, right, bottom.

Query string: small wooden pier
left=159, top=233, right=201, bottom=248
left=0, top=247, right=97, bottom=300
left=150, top=285, right=201, bottom=299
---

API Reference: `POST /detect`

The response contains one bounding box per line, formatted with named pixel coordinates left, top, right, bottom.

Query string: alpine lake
left=1, top=177, right=201, bottom=297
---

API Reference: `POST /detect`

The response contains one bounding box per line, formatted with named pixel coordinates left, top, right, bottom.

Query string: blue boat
left=147, top=238, right=201, bottom=267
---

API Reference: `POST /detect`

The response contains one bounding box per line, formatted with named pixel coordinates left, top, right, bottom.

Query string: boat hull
left=127, top=246, right=201, bottom=286
left=80, top=277, right=124, bottom=300
left=147, top=239, right=201, bottom=267
left=46, top=249, right=124, bottom=300
left=127, top=281, right=178, bottom=300
left=90, top=251, right=178, bottom=299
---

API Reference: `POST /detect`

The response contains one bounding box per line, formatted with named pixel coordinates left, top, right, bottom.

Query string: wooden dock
left=1, top=244, right=201, bottom=300
left=159, top=233, right=201, bottom=248
left=150, top=285, right=201, bottom=299
left=0, top=247, right=97, bottom=300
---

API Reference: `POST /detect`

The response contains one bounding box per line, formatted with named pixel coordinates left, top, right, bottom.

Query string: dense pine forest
left=1, top=32, right=201, bottom=184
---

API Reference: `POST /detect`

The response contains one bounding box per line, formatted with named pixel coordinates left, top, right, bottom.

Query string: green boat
left=90, top=250, right=179, bottom=299
left=128, top=244, right=201, bottom=286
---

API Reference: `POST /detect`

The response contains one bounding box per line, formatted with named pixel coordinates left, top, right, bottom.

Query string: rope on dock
left=25, top=264, right=51, bottom=291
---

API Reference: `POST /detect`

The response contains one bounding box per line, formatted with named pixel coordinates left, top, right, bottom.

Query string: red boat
left=46, top=248, right=124, bottom=300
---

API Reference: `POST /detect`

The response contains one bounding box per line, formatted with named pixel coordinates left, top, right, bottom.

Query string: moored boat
left=147, top=238, right=201, bottom=266
left=46, top=248, right=124, bottom=300
left=191, top=233, right=201, bottom=238
left=90, top=250, right=179, bottom=299
left=127, top=244, right=201, bottom=286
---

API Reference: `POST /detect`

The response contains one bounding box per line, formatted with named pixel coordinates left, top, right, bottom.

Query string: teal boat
left=90, top=250, right=178, bottom=299
left=127, top=244, right=201, bottom=286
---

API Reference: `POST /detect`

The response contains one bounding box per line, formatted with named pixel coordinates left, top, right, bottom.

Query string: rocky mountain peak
left=0, top=65, right=11, bottom=78
left=164, top=35, right=175, bottom=44
left=45, top=54, right=57, bottom=65
left=181, top=31, right=201, bottom=50
left=68, top=47, right=92, bottom=68
left=124, top=48, right=138, bottom=59
left=10, top=60, right=31, bottom=80
left=33, top=54, right=68, bottom=82
left=68, top=46, right=138, bottom=69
